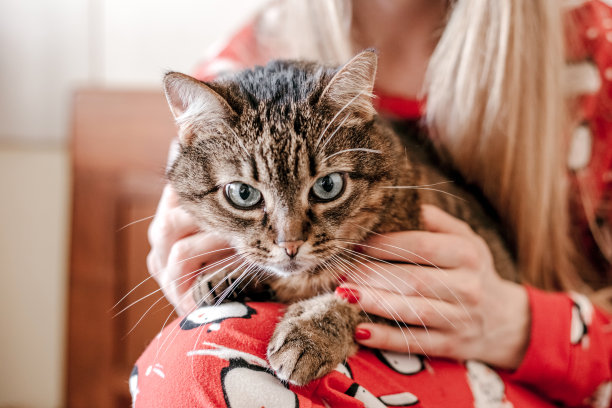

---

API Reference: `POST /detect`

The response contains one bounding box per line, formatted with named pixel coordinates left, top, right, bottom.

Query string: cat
left=163, top=50, right=515, bottom=386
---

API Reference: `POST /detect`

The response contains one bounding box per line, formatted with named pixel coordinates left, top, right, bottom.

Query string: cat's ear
left=319, top=50, right=378, bottom=120
left=163, top=72, right=235, bottom=144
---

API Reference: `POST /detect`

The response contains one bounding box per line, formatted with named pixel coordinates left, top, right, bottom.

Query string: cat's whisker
left=181, top=263, right=256, bottom=362
left=332, top=254, right=427, bottom=356
left=116, top=214, right=156, bottom=232
left=322, top=148, right=382, bottom=162
left=388, top=181, right=453, bottom=189
left=315, top=90, right=367, bottom=150
left=320, top=113, right=350, bottom=152
left=233, top=265, right=262, bottom=298
left=379, top=185, right=467, bottom=202
left=195, top=259, right=250, bottom=307
left=341, top=247, right=459, bottom=329
left=340, top=236, right=472, bottom=323
left=213, top=261, right=253, bottom=306
left=126, top=256, right=242, bottom=339
left=161, top=255, right=243, bottom=315
left=157, top=260, right=246, bottom=357
left=227, top=127, right=251, bottom=157
left=326, top=255, right=376, bottom=327
left=112, top=246, right=236, bottom=310
left=114, top=254, right=240, bottom=317
left=154, top=284, right=203, bottom=360
left=333, top=248, right=433, bottom=333
left=172, top=246, right=237, bottom=266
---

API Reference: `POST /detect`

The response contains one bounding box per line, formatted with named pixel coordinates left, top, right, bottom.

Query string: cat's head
left=164, top=51, right=399, bottom=278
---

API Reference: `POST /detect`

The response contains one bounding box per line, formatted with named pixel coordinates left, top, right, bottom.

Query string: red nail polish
left=337, top=275, right=347, bottom=283
left=335, top=286, right=360, bottom=304
left=355, top=328, right=371, bottom=340
left=354, top=244, right=364, bottom=253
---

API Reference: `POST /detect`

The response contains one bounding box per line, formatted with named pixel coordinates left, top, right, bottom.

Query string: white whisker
left=114, top=254, right=240, bottom=317
left=379, top=186, right=467, bottom=202
left=333, top=253, right=427, bottom=356
left=320, top=113, right=350, bottom=152
left=117, top=215, right=155, bottom=231
left=334, top=247, right=432, bottom=334
left=342, top=247, right=458, bottom=329
left=322, top=148, right=382, bottom=162
left=125, top=256, right=242, bottom=339
left=315, top=90, right=366, bottom=150
left=341, top=233, right=472, bottom=323
left=112, top=246, right=235, bottom=310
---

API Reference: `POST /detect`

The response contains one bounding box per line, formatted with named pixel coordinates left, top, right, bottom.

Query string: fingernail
left=355, top=328, right=371, bottom=340
left=337, top=275, right=347, bottom=283
left=335, top=286, right=360, bottom=304
left=353, top=244, right=364, bottom=253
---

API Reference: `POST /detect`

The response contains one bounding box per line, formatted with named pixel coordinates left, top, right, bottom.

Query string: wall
left=0, top=1, right=265, bottom=406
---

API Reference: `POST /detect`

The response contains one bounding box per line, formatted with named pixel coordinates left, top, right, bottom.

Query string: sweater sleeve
left=509, top=286, right=612, bottom=407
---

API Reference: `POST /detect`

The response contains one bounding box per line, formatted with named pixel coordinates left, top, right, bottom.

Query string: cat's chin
left=264, top=260, right=317, bottom=278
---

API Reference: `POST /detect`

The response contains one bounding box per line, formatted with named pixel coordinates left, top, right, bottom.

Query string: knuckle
left=146, top=252, right=157, bottom=276
left=414, top=305, right=432, bottom=325
left=459, top=221, right=474, bottom=235
left=415, top=239, right=436, bottom=261
left=168, top=239, right=190, bottom=264
left=148, top=215, right=172, bottom=246
left=436, top=338, right=455, bottom=358
left=460, top=279, right=483, bottom=305
left=404, top=274, right=425, bottom=296
left=461, top=245, right=481, bottom=269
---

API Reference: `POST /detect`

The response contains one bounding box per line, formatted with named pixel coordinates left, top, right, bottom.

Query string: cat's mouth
left=263, top=257, right=320, bottom=277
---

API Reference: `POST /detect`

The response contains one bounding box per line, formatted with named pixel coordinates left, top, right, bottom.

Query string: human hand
left=334, top=204, right=530, bottom=370
left=147, top=185, right=235, bottom=315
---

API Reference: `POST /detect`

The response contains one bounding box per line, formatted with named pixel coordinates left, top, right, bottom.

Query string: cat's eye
left=311, top=172, right=344, bottom=201
left=224, top=182, right=262, bottom=209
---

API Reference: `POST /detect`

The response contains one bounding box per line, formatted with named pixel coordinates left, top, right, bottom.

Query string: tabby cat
left=163, top=50, right=515, bottom=386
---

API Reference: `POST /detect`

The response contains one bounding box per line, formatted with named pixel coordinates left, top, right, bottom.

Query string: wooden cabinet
left=67, top=90, right=177, bottom=407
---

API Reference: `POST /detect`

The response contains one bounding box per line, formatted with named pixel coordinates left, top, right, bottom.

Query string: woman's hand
left=147, top=185, right=234, bottom=315
left=335, top=204, right=530, bottom=370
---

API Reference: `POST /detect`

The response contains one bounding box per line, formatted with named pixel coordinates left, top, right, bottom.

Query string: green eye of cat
left=311, top=172, right=344, bottom=201
left=224, top=182, right=262, bottom=209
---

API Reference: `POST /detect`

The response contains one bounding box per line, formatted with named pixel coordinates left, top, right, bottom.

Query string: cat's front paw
left=266, top=295, right=360, bottom=385
left=267, top=322, right=340, bottom=385
left=192, top=266, right=270, bottom=306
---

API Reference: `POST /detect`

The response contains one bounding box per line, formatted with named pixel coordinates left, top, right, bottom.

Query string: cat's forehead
left=227, top=60, right=332, bottom=106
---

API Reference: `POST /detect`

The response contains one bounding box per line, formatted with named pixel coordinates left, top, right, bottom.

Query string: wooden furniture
left=67, top=90, right=177, bottom=407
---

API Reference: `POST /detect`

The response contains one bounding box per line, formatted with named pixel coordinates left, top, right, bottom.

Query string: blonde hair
left=425, top=0, right=587, bottom=292
left=255, top=0, right=602, bottom=294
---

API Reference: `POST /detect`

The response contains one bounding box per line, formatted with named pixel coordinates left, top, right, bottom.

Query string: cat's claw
left=266, top=294, right=361, bottom=386
left=267, top=327, right=337, bottom=385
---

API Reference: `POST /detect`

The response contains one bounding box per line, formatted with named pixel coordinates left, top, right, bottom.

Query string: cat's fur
left=163, top=51, right=515, bottom=385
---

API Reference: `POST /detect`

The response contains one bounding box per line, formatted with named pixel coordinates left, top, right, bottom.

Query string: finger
left=421, top=204, right=474, bottom=236
left=158, top=184, right=181, bottom=212
left=355, top=231, right=473, bottom=268
left=335, top=284, right=460, bottom=329
left=161, top=234, right=235, bottom=299
left=148, top=206, right=200, bottom=265
left=339, top=260, right=463, bottom=303
left=354, top=323, right=455, bottom=358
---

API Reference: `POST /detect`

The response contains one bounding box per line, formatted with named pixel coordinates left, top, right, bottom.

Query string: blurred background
left=0, top=1, right=266, bottom=406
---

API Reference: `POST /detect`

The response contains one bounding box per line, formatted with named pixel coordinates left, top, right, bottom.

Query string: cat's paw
left=267, top=321, right=340, bottom=386
left=191, top=269, right=240, bottom=306
left=266, top=295, right=360, bottom=386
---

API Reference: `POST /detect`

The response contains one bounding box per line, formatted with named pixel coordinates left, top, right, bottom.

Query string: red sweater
left=132, top=2, right=612, bottom=406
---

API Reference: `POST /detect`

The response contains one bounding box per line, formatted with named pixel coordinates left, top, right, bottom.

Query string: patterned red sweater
left=132, top=1, right=612, bottom=406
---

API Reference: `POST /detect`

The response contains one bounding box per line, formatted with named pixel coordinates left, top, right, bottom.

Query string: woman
left=135, top=0, right=612, bottom=406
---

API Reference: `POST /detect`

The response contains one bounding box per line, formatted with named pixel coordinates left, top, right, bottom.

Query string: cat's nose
left=277, top=240, right=304, bottom=258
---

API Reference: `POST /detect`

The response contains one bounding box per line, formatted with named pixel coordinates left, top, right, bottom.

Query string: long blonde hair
left=254, top=0, right=601, bottom=294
